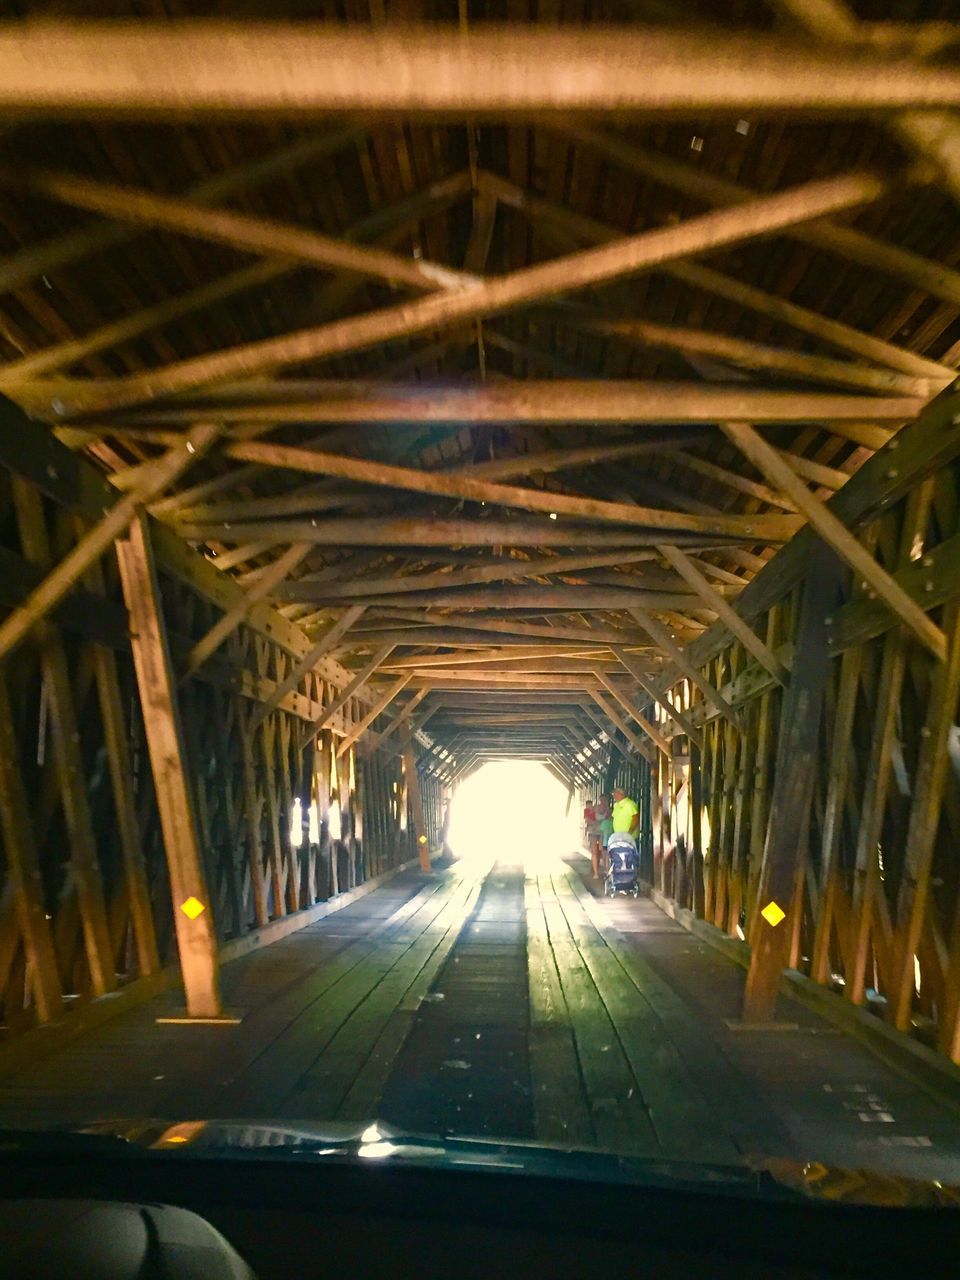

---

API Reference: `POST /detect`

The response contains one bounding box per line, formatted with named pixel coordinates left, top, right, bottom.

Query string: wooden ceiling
left=1, top=2, right=959, bottom=781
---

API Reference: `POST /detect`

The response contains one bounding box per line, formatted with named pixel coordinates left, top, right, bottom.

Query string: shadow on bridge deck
left=1, top=851, right=960, bottom=1185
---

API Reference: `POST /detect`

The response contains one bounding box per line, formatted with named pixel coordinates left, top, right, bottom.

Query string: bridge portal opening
left=447, top=761, right=580, bottom=868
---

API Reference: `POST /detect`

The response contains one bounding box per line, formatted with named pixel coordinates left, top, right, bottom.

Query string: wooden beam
left=226, top=438, right=802, bottom=542
left=594, top=673, right=672, bottom=756
left=741, top=544, right=844, bottom=1023
left=144, top=381, right=919, bottom=425
left=115, top=514, right=223, bottom=1019
left=81, top=547, right=161, bottom=979
left=1, top=170, right=473, bottom=384
left=828, top=529, right=960, bottom=654
left=768, top=0, right=960, bottom=208
left=366, top=610, right=646, bottom=646
left=464, top=437, right=687, bottom=480
left=573, top=315, right=930, bottom=397
left=397, top=657, right=627, bottom=677
left=587, top=691, right=656, bottom=764
left=412, top=672, right=602, bottom=688
left=720, top=422, right=948, bottom=661
left=894, top=111, right=960, bottom=207
left=661, top=449, right=801, bottom=512
left=308, top=643, right=395, bottom=736
left=3, top=24, right=960, bottom=115
left=629, top=604, right=740, bottom=724
left=0, top=123, right=364, bottom=297
left=6, top=164, right=476, bottom=296
left=0, top=420, right=220, bottom=661
left=611, top=644, right=703, bottom=748
left=175, top=513, right=754, bottom=551
left=687, top=389, right=960, bottom=673
left=779, top=449, right=852, bottom=491
left=280, top=549, right=658, bottom=602
left=336, top=675, right=413, bottom=758
left=658, top=544, right=791, bottom=686
left=885, top=601, right=960, bottom=1034
left=403, top=732, right=431, bottom=873
left=248, top=603, right=366, bottom=731
left=484, top=170, right=951, bottom=385
left=181, top=541, right=312, bottom=680
left=21, top=169, right=891, bottom=416
left=0, top=260, right=291, bottom=387
left=384, top=645, right=614, bottom=670
left=304, top=587, right=720, bottom=611
left=376, top=688, right=430, bottom=745
left=563, top=121, right=960, bottom=307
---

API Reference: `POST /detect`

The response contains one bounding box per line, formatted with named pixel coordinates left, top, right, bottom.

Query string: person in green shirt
left=611, top=786, right=639, bottom=839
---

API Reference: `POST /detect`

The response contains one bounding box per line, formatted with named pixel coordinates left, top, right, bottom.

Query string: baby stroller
left=604, top=831, right=640, bottom=898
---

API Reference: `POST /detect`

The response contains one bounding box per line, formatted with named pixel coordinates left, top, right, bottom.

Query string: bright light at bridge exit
left=447, top=762, right=580, bottom=868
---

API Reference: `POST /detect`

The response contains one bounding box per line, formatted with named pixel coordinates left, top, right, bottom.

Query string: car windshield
left=1, top=1, right=960, bottom=1215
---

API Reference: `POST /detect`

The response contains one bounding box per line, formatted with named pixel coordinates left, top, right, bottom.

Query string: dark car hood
left=43, top=1118, right=960, bottom=1209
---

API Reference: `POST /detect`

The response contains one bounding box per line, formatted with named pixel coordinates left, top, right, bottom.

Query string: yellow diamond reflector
left=180, top=896, right=206, bottom=920
left=760, top=900, right=786, bottom=928
left=418, top=835, right=428, bottom=845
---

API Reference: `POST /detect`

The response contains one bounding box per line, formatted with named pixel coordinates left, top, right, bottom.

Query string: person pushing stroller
left=604, top=786, right=640, bottom=897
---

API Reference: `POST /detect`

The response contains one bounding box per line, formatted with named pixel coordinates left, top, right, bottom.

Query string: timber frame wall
left=647, top=386, right=960, bottom=1060
left=0, top=419, right=447, bottom=1044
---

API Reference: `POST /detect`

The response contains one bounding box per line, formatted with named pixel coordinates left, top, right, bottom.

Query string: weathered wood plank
left=561, top=869, right=739, bottom=1161
left=741, top=544, right=844, bottom=1023
left=115, top=513, right=223, bottom=1019
left=2, top=25, right=958, bottom=115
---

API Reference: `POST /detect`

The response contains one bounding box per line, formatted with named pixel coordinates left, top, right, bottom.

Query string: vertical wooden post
left=727, top=720, right=754, bottom=938
left=690, top=741, right=705, bottom=917
left=403, top=732, right=431, bottom=872
left=0, top=673, right=63, bottom=1023
left=275, top=715, right=300, bottom=913
left=703, top=718, right=722, bottom=921
left=81, top=533, right=161, bottom=975
left=259, top=718, right=286, bottom=917
left=848, top=485, right=933, bottom=1007
left=742, top=544, right=844, bottom=1024
left=746, top=608, right=779, bottom=941
left=316, top=732, right=334, bottom=899
left=651, top=751, right=663, bottom=887
left=660, top=748, right=673, bottom=895
left=329, top=744, right=342, bottom=897
left=116, top=513, right=223, bottom=1019
left=895, top=600, right=960, bottom=1035
left=342, top=743, right=357, bottom=889
left=92, top=642, right=161, bottom=976
left=809, top=644, right=863, bottom=984
left=299, top=738, right=317, bottom=907
left=712, top=716, right=738, bottom=929
left=13, top=480, right=116, bottom=997
left=238, top=705, right=268, bottom=927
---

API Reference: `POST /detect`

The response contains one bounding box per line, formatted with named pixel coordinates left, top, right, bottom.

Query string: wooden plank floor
left=2, top=851, right=960, bottom=1184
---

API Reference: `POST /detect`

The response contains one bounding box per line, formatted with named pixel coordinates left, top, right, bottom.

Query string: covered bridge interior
left=3, top=4, right=960, bottom=1170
